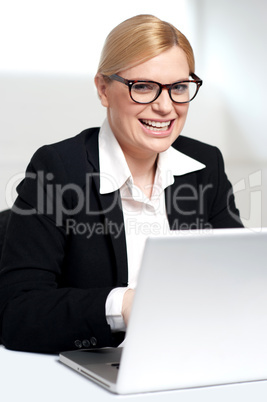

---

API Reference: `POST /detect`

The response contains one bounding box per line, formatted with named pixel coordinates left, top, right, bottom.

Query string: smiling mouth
left=140, top=119, right=172, bottom=132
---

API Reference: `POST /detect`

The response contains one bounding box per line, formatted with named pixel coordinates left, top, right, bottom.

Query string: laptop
left=60, top=228, right=267, bottom=394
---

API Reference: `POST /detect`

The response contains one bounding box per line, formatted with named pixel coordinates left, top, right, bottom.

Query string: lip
left=139, top=119, right=175, bottom=137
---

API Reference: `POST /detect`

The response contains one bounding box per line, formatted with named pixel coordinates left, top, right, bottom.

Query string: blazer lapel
left=165, top=173, right=199, bottom=230
left=85, top=129, right=128, bottom=287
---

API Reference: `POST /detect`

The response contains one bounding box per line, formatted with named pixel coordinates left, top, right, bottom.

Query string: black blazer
left=0, top=128, right=243, bottom=353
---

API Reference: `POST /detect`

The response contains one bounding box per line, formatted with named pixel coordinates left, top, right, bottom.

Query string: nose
left=151, top=88, right=173, bottom=114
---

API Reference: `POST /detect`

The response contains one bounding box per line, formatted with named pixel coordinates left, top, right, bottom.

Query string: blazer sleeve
left=0, top=145, right=117, bottom=354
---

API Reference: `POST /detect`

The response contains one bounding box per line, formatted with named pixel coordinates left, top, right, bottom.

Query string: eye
left=132, top=82, right=158, bottom=93
left=171, top=83, right=189, bottom=94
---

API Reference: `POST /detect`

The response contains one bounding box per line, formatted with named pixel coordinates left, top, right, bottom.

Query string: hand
left=122, top=289, right=135, bottom=327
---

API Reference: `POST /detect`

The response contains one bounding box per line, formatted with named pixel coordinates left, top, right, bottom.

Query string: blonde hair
left=97, top=14, right=195, bottom=76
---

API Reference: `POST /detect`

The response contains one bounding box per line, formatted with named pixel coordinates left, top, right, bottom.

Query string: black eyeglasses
left=107, top=73, right=203, bottom=104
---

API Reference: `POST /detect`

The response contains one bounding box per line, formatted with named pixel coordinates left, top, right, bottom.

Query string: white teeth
left=141, top=119, right=171, bottom=130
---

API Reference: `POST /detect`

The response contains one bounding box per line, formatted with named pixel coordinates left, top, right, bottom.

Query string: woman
left=0, top=15, right=243, bottom=353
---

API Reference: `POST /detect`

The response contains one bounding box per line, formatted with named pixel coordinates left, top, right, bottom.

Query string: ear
left=94, top=74, right=110, bottom=108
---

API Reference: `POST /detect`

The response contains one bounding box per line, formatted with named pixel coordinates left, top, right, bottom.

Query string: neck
left=124, top=152, right=158, bottom=199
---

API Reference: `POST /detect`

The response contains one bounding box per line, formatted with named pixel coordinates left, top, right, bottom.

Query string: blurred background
left=1, top=0, right=266, bottom=227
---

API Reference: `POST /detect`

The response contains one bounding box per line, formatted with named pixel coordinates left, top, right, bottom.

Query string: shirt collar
left=99, top=118, right=206, bottom=194
left=99, top=119, right=132, bottom=194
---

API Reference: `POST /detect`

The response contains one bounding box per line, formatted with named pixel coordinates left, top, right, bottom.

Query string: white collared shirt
left=99, top=119, right=205, bottom=331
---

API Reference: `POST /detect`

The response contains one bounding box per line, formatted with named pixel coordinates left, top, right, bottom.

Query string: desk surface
left=1, top=345, right=267, bottom=402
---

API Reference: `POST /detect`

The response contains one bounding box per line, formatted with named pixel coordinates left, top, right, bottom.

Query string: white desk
left=1, top=345, right=267, bottom=402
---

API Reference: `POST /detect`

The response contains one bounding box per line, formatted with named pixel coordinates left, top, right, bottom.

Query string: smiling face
left=95, top=46, right=190, bottom=163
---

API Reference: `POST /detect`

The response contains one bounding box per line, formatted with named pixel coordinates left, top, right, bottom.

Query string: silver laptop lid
left=116, top=229, right=267, bottom=393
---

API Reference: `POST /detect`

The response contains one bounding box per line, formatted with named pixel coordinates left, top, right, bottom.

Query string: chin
left=146, top=137, right=175, bottom=154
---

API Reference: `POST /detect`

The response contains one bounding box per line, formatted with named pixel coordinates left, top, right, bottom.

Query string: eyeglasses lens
left=131, top=82, right=198, bottom=104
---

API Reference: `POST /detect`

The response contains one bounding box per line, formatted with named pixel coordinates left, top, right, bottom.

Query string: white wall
left=1, top=0, right=266, bottom=226
left=185, top=0, right=267, bottom=161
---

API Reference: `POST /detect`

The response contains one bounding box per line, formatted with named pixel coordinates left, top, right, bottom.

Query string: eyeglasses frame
left=107, top=73, right=203, bottom=104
